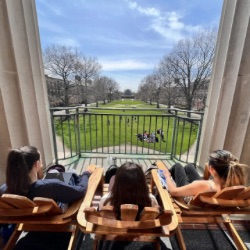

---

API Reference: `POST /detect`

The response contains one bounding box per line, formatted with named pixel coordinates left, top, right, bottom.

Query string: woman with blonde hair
left=162, top=149, right=247, bottom=202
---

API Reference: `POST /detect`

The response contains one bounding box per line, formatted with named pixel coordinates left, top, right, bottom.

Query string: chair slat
left=214, top=186, right=246, bottom=199
left=33, top=197, right=62, bottom=215
left=121, top=204, right=138, bottom=221
left=84, top=209, right=172, bottom=229
left=235, top=187, right=250, bottom=200
left=99, top=205, right=116, bottom=219
left=199, top=196, right=250, bottom=207
left=190, top=190, right=217, bottom=207
left=84, top=207, right=101, bottom=218
left=140, top=207, right=159, bottom=221
left=103, top=184, right=109, bottom=195
left=173, top=197, right=190, bottom=210
left=156, top=210, right=173, bottom=226
left=92, top=195, right=102, bottom=208
left=0, top=204, right=54, bottom=217
left=0, top=198, right=16, bottom=209
left=63, top=198, right=83, bottom=219
left=2, top=194, right=36, bottom=208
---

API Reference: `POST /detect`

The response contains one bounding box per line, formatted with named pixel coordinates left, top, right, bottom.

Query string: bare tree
left=91, top=76, right=119, bottom=105
left=92, top=76, right=106, bottom=107
left=156, top=56, right=177, bottom=109
left=137, top=82, right=149, bottom=103
left=124, top=89, right=132, bottom=96
left=138, top=75, right=162, bottom=107
left=151, top=73, right=163, bottom=108
left=43, top=44, right=79, bottom=107
left=168, top=29, right=216, bottom=111
left=105, top=78, right=120, bottom=103
left=76, top=55, right=102, bottom=106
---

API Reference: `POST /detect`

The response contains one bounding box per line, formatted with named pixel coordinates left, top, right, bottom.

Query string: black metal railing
left=50, top=107, right=204, bottom=165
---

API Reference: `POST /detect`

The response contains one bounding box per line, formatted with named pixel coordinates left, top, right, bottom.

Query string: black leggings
left=169, top=163, right=201, bottom=187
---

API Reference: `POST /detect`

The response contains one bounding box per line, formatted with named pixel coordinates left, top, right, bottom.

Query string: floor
left=59, top=155, right=175, bottom=174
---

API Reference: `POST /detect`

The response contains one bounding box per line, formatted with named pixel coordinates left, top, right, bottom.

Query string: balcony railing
left=50, top=107, right=204, bottom=165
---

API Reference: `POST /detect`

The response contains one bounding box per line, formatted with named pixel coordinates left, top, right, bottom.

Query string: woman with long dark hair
left=0, top=145, right=94, bottom=249
left=1, top=145, right=93, bottom=204
left=99, top=162, right=158, bottom=220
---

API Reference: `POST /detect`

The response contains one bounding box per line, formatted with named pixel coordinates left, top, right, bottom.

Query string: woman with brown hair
left=0, top=145, right=93, bottom=204
left=99, top=162, right=158, bottom=220
left=0, top=145, right=94, bottom=249
left=162, top=149, right=247, bottom=202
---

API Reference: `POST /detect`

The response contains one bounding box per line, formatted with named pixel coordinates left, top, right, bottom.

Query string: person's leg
left=169, top=163, right=189, bottom=187
left=108, top=175, right=115, bottom=191
left=184, top=164, right=202, bottom=183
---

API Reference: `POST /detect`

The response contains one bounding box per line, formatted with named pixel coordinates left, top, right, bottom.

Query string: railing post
left=194, top=113, right=204, bottom=166
left=50, top=109, right=58, bottom=164
left=170, top=110, right=177, bottom=160
left=76, top=107, right=81, bottom=158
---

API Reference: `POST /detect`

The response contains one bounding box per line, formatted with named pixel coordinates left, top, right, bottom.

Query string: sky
left=36, top=0, right=223, bottom=92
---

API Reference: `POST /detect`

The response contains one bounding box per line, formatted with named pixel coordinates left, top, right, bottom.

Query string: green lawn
left=55, top=100, right=198, bottom=155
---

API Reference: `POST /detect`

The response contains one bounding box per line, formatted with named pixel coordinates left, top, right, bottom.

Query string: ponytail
left=208, top=149, right=247, bottom=189
left=224, top=161, right=247, bottom=187
left=6, top=146, right=40, bottom=195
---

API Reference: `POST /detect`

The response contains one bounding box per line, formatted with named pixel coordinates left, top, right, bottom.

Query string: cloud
left=126, top=1, right=201, bottom=41
left=47, top=37, right=81, bottom=47
left=80, top=34, right=171, bottom=50
left=38, top=20, right=65, bottom=33
left=100, top=59, right=154, bottom=71
left=128, top=1, right=160, bottom=17
left=38, top=0, right=64, bottom=16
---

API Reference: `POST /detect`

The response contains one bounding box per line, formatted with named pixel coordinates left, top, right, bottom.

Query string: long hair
left=109, top=162, right=151, bottom=220
left=6, top=146, right=40, bottom=195
left=208, top=149, right=247, bottom=188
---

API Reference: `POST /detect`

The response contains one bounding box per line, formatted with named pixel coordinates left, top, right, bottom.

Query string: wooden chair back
left=0, top=192, right=83, bottom=250
left=155, top=161, right=250, bottom=250
left=84, top=204, right=172, bottom=229
left=77, top=167, right=179, bottom=250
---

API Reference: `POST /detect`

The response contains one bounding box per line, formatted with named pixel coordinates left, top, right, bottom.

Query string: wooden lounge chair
left=77, top=167, right=180, bottom=250
left=0, top=193, right=83, bottom=250
left=156, top=161, right=250, bottom=250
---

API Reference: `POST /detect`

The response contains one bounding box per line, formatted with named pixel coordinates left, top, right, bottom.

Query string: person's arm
left=30, top=171, right=91, bottom=204
left=149, top=193, right=159, bottom=207
left=162, top=169, right=211, bottom=197
left=98, top=193, right=111, bottom=211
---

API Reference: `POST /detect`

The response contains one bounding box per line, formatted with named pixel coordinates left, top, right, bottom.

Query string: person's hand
left=163, top=168, right=171, bottom=178
left=86, top=164, right=96, bottom=174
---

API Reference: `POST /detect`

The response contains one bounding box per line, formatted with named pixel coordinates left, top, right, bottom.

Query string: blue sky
left=36, top=0, right=223, bottom=92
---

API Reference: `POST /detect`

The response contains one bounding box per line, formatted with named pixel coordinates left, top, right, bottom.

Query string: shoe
left=145, top=165, right=158, bottom=174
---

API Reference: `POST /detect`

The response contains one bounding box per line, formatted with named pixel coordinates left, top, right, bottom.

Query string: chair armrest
left=77, top=168, right=104, bottom=228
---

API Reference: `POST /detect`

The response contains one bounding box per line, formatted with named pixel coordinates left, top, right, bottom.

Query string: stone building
left=45, top=75, right=82, bottom=107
